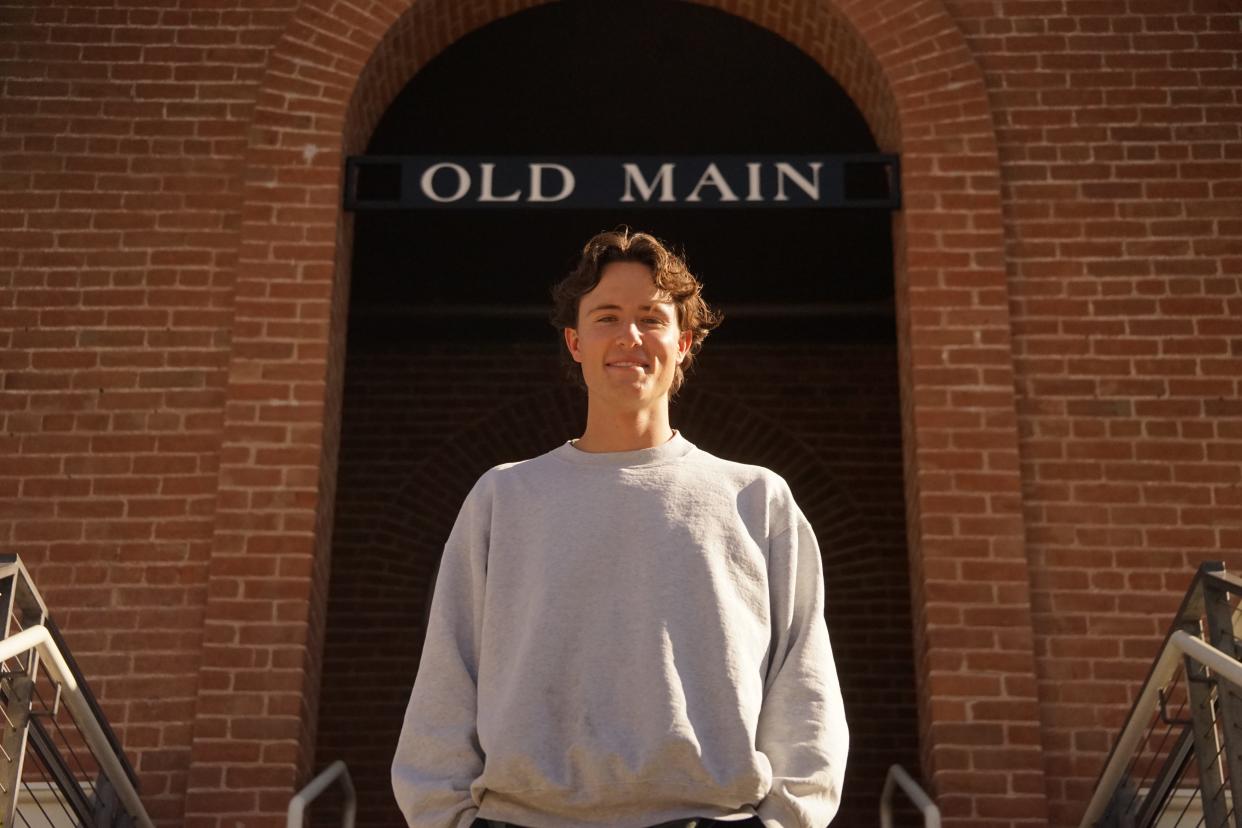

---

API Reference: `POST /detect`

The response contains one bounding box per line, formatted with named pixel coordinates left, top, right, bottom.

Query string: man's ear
left=564, top=327, right=583, bottom=363
left=676, top=329, right=692, bottom=363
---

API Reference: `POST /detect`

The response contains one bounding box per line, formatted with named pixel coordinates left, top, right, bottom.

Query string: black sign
left=343, top=155, right=900, bottom=211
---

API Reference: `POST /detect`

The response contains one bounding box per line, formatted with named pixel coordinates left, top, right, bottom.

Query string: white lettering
left=685, top=163, right=739, bottom=203
left=746, top=162, right=762, bottom=202
left=529, top=163, right=575, bottom=202
left=621, top=163, right=676, bottom=202
left=774, top=162, right=822, bottom=202
left=478, top=163, right=522, bottom=202
left=420, top=163, right=470, bottom=202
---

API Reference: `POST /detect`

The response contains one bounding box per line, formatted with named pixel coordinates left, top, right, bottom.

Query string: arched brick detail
left=190, top=1, right=1044, bottom=826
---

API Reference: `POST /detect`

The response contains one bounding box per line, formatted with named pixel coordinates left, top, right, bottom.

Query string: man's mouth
left=607, top=360, right=649, bottom=369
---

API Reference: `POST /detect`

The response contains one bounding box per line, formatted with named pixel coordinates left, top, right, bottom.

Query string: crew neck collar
left=553, top=431, right=695, bottom=468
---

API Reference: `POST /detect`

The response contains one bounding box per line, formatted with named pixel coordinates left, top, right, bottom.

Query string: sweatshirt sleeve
left=756, top=513, right=849, bottom=828
left=392, top=479, right=491, bottom=828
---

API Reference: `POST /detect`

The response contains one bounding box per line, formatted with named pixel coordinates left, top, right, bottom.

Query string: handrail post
left=287, top=760, right=356, bottom=828
left=1203, top=579, right=1242, bottom=828
left=0, top=673, right=34, bottom=827
left=0, top=555, right=46, bottom=828
left=880, top=764, right=940, bottom=828
left=1180, top=610, right=1230, bottom=828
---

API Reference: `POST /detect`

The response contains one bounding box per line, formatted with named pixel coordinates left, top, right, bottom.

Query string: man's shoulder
left=676, top=446, right=803, bottom=522
left=681, top=444, right=789, bottom=489
left=469, top=444, right=567, bottom=488
left=677, top=445, right=808, bottom=538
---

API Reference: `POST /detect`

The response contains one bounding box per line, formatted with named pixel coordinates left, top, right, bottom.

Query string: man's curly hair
left=550, top=228, right=723, bottom=396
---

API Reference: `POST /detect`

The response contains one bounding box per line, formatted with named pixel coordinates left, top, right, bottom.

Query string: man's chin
left=588, top=384, right=672, bottom=407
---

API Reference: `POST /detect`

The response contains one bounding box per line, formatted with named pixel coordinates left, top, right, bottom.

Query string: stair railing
left=287, top=759, right=356, bottom=828
left=0, top=554, right=153, bottom=828
left=1080, top=561, right=1242, bottom=828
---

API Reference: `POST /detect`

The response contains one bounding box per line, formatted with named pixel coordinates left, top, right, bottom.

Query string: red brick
left=8, top=1, right=1242, bottom=826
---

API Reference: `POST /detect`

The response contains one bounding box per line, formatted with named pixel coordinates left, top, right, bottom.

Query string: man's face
left=564, top=261, right=693, bottom=412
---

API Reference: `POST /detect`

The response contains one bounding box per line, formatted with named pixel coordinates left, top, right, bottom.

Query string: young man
left=392, top=230, right=848, bottom=828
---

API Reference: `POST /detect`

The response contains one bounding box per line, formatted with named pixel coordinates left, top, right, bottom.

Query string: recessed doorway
left=318, top=2, right=915, bottom=825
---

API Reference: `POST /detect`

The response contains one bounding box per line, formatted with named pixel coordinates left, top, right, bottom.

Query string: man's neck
left=573, top=404, right=675, bottom=453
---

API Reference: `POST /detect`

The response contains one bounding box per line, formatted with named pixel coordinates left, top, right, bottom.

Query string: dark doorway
left=320, top=2, right=914, bottom=826
left=349, top=0, right=893, bottom=345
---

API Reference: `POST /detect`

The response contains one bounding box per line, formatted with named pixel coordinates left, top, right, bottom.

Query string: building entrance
left=319, top=2, right=914, bottom=825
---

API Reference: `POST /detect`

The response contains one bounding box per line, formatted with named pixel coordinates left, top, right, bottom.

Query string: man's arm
left=392, top=480, right=490, bottom=828
left=756, top=514, right=849, bottom=828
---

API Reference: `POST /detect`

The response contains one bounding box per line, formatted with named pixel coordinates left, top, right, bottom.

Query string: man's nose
left=616, top=322, right=642, bottom=345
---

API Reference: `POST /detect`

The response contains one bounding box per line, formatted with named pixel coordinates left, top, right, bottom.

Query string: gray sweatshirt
left=392, top=433, right=848, bottom=828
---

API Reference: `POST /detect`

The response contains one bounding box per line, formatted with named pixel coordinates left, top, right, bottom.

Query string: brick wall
left=942, top=1, right=1242, bottom=822
left=1, top=0, right=294, bottom=821
left=2, top=0, right=1240, bottom=825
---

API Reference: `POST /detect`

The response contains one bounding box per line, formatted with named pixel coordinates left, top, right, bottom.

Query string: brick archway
left=187, top=1, right=1044, bottom=826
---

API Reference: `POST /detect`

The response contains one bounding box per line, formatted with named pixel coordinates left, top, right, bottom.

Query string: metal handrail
left=1078, top=629, right=1242, bottom=827
left=0, top=624, right=154, bottom=828
left=286, top=759, right=356, bottom=828
left=880, top=763, right=940, bottom=828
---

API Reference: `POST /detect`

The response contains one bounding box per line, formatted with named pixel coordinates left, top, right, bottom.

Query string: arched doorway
left=191, top=0, right=1043, bottom=825
left=319, top=2, right=913, bottom=824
